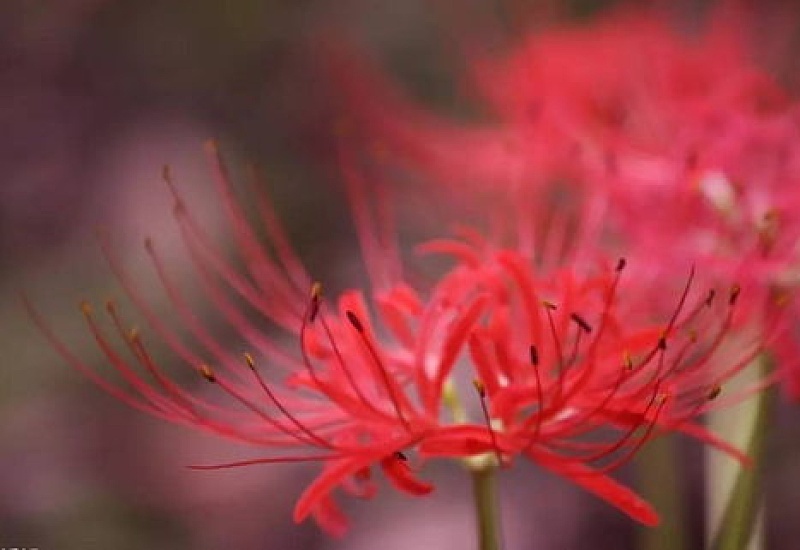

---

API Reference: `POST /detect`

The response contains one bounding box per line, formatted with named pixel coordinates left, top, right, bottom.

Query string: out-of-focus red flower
left=28, top=142, right=772, bottom=535
left=330, top=4, right=800, bottom=398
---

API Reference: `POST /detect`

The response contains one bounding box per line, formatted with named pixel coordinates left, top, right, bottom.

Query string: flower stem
left=709, top=355, right=774, bottom=550
left=471, top=465, right=502, bottom=550
left=636, top=435, right=686, bottom=550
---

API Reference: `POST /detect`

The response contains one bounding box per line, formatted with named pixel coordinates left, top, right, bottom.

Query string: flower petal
left=530, top=449, right=660, bottom=526
left=380, top=454, right=434, bottom=495
left=311, top=494, right=349, bottom=537
left=294, top=457, right=372, bottom=524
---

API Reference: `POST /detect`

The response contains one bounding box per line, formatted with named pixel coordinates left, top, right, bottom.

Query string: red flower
left=28, top=142, right=768, bottom=534
left=330, top=5, right=800, bottom=398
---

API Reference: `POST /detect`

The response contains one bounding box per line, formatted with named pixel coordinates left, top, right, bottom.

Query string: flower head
left=330, top=5, right=800, bottom=398
left=29, top=141, right=770, bottom=534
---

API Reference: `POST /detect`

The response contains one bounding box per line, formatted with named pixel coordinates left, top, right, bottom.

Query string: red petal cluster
left=29, top=138, right=770, bottom=533
left=333, top=5, right=800, bottom=397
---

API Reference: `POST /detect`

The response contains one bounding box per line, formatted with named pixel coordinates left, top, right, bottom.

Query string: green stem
left=636, top=435, right=686, bottom=550
left=471, top=465, right=502, bottom=550
left=710, top=355, right=774, bottom=550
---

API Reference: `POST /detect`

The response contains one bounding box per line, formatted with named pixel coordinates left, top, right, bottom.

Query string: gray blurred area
left=3, top=1, right=800, bottom=550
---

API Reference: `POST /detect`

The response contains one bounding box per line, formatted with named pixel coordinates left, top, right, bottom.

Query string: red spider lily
left=27, top=142, right=771, bottom=535
left=328, top=5, right=800, bottom=398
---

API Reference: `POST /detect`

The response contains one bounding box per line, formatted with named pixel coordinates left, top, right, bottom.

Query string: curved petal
left=311, top=494, right=349, bottom=537
left=380, top=455, right=434, bottom=495
left=294, top=456, right=373, bottom=523
left=529, top=449, right=660, bottom=526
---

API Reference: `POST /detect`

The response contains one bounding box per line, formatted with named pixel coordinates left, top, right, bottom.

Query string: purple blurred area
left=4, top=1, right=800, bottom=550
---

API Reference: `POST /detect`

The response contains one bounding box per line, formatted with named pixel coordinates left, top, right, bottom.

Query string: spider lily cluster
left=30, top=5, right=794, bottom=537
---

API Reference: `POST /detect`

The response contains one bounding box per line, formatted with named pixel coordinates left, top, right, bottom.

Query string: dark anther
left=529, top=345, right=539, bottom=366
left=346, top=310, right=365, bottom=333
left=309, top=282, right=322, bottom=322
left=616, top=258, right=627, bottom=272
left=570, top=313, right=593, bottom=333
left=729, top=285, right=741, bottom=305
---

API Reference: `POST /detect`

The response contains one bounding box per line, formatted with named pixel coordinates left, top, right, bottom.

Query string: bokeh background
left=3, top=1, right=800, bottom=549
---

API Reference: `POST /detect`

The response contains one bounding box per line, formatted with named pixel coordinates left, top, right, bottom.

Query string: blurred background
left=3, top=1, right=800, bottom=549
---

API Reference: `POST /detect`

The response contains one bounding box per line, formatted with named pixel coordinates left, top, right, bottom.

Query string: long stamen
left=105, top=301, right=200, bottom=417
left=567, top=312, right=592, bottom=366
left=310, top=283, right=382, bottom=416
left=583, top=393, right=669, bottom=475
left=80, top=301, right=179, bottom=416
left=189, top=453, right=344, bottom=470
left=543, top=356, right=631, bottom=441
left=243, top=353, right=336, bottom=449
left=524, top=344, right=545, bottom=445
left=542, top=301, right=566, bottom=406
left=345, top=310, right=413, bottom=432
left=473, top=379, right=504, bottom=467
left=571, top=387, right=667, bottom=470
left=199, top=363, right=336, bottom=450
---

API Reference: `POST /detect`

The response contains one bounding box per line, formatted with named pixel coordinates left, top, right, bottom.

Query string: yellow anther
left=199, top=364, right=216, bottom=383
left=623, top=350, right=634, bottom=371
left=243, top=352, right=256, bottom=370
left=472, top=379, right=487, bottom=398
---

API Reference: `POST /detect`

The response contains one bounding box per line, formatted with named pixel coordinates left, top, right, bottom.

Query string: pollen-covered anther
left=199, top=364, right=216, bottom=383
left=473, top=378, right=487, bottom=398
left=729, top=284, right=741, bottom=305
left=623, top=350, right=634, bottom=371
left=79, top=300, right=93, bottom=316
left=127, top=327, right=140, bottom=343
left=707, top=385, right=722, bottom=400
left=542, top=300, right=558, bottom=311
left=243, top=352, right=256, bottom=370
